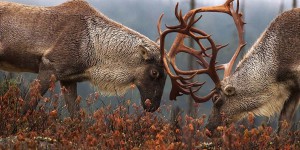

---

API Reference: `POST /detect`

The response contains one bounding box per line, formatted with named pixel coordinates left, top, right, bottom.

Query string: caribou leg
left=60, top=81, right=80, bottom=118
left=21, top=62, right=55, bottom=115
left=278, top=91, right=300, bottom=135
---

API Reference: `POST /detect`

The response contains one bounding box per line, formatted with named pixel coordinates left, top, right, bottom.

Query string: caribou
left=0, top=0, right=166, bottom=117
left=158, top=0, right=300, bottom=136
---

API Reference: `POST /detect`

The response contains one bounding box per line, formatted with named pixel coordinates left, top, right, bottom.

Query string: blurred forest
left=1, top=0, right=299, bottom=121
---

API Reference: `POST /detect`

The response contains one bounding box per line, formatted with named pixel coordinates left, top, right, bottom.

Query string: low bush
left=0, top=81, right=299, bottom=149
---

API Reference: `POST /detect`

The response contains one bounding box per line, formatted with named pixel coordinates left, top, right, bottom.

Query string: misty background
left=1, top=0, right=299, bottom=122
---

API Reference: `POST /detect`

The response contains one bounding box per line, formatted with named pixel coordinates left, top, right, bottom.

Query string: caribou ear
left=223, top=85, right=236, bottom=96
left=139, top=45, right=151, bottom=61
left=155, top=37, right=160, bottom=45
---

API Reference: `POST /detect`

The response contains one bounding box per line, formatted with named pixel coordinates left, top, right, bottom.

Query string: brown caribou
left=0, top=0, right=166, bottom=117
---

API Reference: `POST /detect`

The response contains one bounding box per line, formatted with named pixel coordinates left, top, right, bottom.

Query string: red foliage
left=0, top=83, right=300, bottom=149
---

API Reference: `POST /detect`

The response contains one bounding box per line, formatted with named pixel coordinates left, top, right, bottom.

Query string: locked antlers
left=158, top=0, right=246, bottom=102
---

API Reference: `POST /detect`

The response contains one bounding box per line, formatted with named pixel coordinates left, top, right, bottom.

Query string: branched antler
left=158, top=0, right=246, bottom=102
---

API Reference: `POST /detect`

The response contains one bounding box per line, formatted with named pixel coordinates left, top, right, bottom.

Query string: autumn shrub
left=0, top=79, right=300, bottom=150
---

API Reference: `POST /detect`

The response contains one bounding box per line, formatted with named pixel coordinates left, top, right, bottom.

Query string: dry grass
left=0, top=80, right=300, bottom=150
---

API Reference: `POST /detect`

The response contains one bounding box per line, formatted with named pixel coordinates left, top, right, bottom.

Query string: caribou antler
left=158, top=0, right=246, bottom=102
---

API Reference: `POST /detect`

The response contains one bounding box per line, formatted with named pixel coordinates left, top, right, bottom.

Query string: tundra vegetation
left=0, top=77, right=300, bottom=149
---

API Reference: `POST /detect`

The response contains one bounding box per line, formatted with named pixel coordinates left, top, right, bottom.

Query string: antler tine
left=157, top=13, right=164, bottom=36
left=236, top=0, right=240, bottom=14
left=165, top=3, right=187, bottom=30
left=170, top=79, right=206, bottom=100
left=223, top=0, right=246, bottom=77
left=217, top=43, right=229, bottom=51
left=174, top=44, right=209, bottom=68
left=178, top=80, right=205, bottom=90
left=195, top=38, right=211, bottom=58
left=206, top=43, right=229, bottom=52
left=174, top=3, right=180, bottom=21
left=169, top=79, right=192, bottom=100
left=190, top=89, right=216, bottom=103
left=187, top=12, right=202, bottom=30
left=179, top=10, right=185, bottom=27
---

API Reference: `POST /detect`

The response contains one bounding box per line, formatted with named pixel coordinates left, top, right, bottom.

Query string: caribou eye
left=150, top=69, right=159, bottom=78
left=212, top=94, right=220, bottom=102
left=212, top=94, right=223, bottom=107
